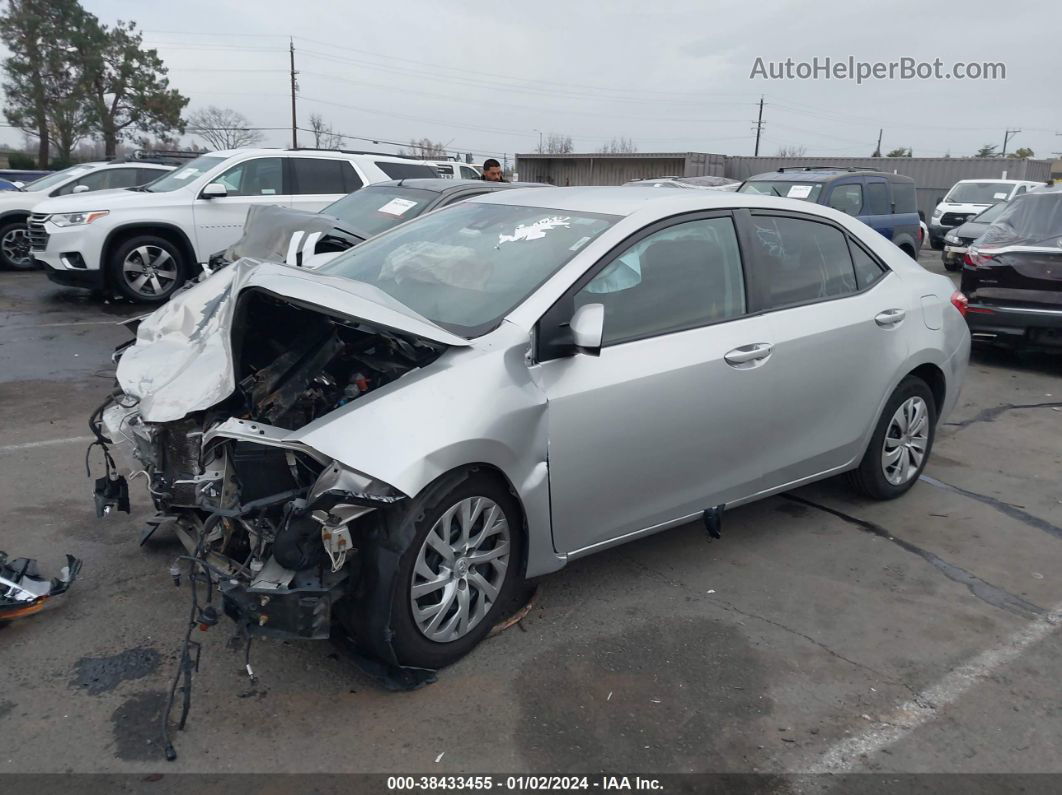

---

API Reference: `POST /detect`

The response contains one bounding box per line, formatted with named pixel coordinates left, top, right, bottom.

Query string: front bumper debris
left=1, top=551, right=83, bottom=620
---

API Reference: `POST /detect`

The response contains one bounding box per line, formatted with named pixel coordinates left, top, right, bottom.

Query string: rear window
left=375, top=161, right=438, bottom=180
left=738, top=180, right=823, bottom=201
left=892, top=181, right=917, bottom=214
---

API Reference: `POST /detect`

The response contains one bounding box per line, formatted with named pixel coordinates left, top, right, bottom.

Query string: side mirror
left=937, top=196, right=944, bottom=205
left=201, top=182, right=227, bottom=199
left=569, top=303, right=604, bottom=356
left=72, top=184, right=90, bottom=194
left=13, top=181, right=24, bottom=189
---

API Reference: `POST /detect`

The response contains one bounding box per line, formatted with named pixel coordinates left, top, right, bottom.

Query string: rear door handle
left=724, top=343, right=773, bottom=367
left=875, top=308, right=906, bottom=327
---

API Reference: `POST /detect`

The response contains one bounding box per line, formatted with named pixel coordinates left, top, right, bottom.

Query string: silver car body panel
left=112, top=187, right=969, bottom=579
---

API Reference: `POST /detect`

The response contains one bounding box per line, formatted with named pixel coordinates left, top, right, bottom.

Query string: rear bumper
left=966, top=303, right=1062, bottom=346
left=40, top=258, right=104, bottom=290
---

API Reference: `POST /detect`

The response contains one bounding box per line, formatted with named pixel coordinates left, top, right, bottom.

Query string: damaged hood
left=117, top=259, right=470, bottom=422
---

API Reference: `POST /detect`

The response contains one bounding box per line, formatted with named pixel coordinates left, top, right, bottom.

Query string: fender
left=0, top=209, right=30, bottom=225
left=101, top=222, right=198, bottom=275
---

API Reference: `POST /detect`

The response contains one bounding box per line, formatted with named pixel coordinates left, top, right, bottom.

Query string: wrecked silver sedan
left=92, top=187, right=969, bottom=669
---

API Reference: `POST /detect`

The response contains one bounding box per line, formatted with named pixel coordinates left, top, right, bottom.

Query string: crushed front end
left=91, top=284, right=447, bottom=643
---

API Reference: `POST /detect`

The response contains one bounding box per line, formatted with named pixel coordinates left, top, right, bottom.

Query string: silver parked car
left=94, top=187, right=970, bottom=669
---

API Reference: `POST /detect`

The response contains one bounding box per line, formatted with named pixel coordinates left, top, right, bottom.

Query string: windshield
left=142, top=155, right=226, bottom=192
left=317, top=201, right=618, bottom=337
left=946, top=182, right=1013, bottom=204
left=972, top=201, right=1009, bottom=223
left=738, top=180, right=824, bottom=201
left=322, top=186, right=438, bottom=239
left=23, top=164, right=99, bottom=192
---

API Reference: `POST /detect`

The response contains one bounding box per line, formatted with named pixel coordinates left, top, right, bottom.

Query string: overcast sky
left=3, top=0, right=1059, bottom=162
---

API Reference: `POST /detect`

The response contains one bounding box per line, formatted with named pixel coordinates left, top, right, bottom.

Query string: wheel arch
left=907, top=361, right=946, bottom=416
left=0, top=210, right=30, bottom=226
left=101, top=223, right=197, bottom=288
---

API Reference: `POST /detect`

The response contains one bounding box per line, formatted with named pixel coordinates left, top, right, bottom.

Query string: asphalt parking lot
left=2, top=251, right=1061, bottom=780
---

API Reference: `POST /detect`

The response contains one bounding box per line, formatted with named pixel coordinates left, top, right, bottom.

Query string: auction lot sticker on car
left=378, top=198, right=419, bottom=216
left=787, top=185, right=814, bottom=199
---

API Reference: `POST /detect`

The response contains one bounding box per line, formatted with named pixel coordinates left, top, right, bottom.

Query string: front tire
left=943, top=256, right=962, bottom=272
left=0, top=220, right=34, bottom=270
left=930, top=236, right=945, bottom=251
left=848, top=376, right=936, bottom=500
left=348, top=471, right=525, bottom=669
left=108, top=235, right=187, bottom=303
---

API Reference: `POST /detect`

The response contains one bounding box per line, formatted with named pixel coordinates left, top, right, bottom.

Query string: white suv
left=31, top=149, right=438, bottom=302
left=0, top=161, right=175, bottom=270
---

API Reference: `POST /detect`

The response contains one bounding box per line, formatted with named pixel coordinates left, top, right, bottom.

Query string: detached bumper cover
left=1, top=551, right=82, bottom=620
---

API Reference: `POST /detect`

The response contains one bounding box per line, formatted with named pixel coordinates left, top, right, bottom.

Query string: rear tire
left=0, top=220, right=34, bottom=270
left=847, top=376, right=936, bottom=500
left=108, top=235, right=187, bottom=303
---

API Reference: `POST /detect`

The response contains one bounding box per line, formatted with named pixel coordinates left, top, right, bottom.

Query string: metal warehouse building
left=515, top=152, right=1053, bottom=220
left=515, top=152, right=726, bottom=186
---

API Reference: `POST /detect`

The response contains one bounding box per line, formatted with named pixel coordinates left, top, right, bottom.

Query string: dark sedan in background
left=962, top=187, right=1062, bottom=349
left=941, top=201, right=1009, bottom=272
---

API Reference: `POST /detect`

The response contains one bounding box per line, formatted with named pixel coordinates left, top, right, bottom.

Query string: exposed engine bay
left=93, top=289, right=446, bottom=643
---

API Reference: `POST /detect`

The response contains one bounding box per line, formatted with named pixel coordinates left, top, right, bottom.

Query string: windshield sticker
left=67, top=167, right=91, bottom=177
left=993, top=192, right=1008, bottom=199
left=378, top=197, right=419, bottom=216
left=787, top=185, right=813, bottom=199
left=498, top=216, right=571, bottom=245
left=569, top=235, right=591, bottom=251
left=172, top=168, right=198, bottom=180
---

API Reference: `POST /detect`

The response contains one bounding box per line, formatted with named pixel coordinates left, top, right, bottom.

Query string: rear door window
left=849, top=241, right=887, bottom=289
left=891, top=181, right=917, bottom=213
left=746, top=214, right=858, bottom=309
left=864, top=181, right=891, bottom=215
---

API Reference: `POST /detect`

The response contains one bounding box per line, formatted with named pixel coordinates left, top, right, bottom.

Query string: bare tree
left=403, top=138, right=448, bottom=159
left=536, top=133, right=573, bottom=154
left=185, top=106, right=264, bottom=150
left=309, top=113, right=344, bottom=150
left=775, top=145, right=807, bottom=157
left=597, top=136, right=637, bottom=154
left=886, top=146, right=912, bottom=157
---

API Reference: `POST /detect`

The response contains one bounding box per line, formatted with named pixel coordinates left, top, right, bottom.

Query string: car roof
left=746, top=169, right=913, bottom=183
left=466, top=185, right=842, bottom=217
left=952, top=178, right=1035, bottom=185
left=365, top=178, right=546, bottom=194
left=202, top=148, right=430, bottom=163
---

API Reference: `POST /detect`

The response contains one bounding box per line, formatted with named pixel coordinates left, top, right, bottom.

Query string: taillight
left=950, top=291, right=968, bottom=317
left=963, top=248, right=994, bottom=269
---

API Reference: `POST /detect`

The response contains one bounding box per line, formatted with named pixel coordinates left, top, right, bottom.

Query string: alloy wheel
left=122, top=245, right=178, bottom=298
left=881, top=396, right=929, bottom=486
left=410, top=496, right=511, bottom=643
left=1, top=226, right=31, bottom=268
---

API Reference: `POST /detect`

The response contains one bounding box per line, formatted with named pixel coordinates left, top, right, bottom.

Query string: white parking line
left=0, top=435, right=94, bottom=453
left=801, top=604, right=1062, bottom=774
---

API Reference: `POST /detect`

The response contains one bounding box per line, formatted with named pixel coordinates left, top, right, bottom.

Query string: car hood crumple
left=116, top=259, right=470, bottom=423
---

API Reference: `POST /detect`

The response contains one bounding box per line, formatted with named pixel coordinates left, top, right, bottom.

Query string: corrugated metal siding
left=516, top=156, right=688, bottom=186
left=725, top=157, right=1053, bottom=219
left=513, top=152, right=1051, bottom=219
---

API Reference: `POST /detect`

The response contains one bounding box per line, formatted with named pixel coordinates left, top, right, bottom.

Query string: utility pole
left=752, top=96, right=765, bottom=156
left=1001, top=128, right=1020, bottom=158
left=873, top=128, right=883, bottom=157
left=289, top=38, right=298, bottom=149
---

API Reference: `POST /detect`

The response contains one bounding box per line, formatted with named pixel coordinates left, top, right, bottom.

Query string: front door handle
left=725, top=343, right=773, bottom=367
left=875, top=308, right=906, bottom=327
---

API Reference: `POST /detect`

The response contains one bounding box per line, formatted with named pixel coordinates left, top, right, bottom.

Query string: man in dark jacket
left=482, top=159, right=506, bottom=182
